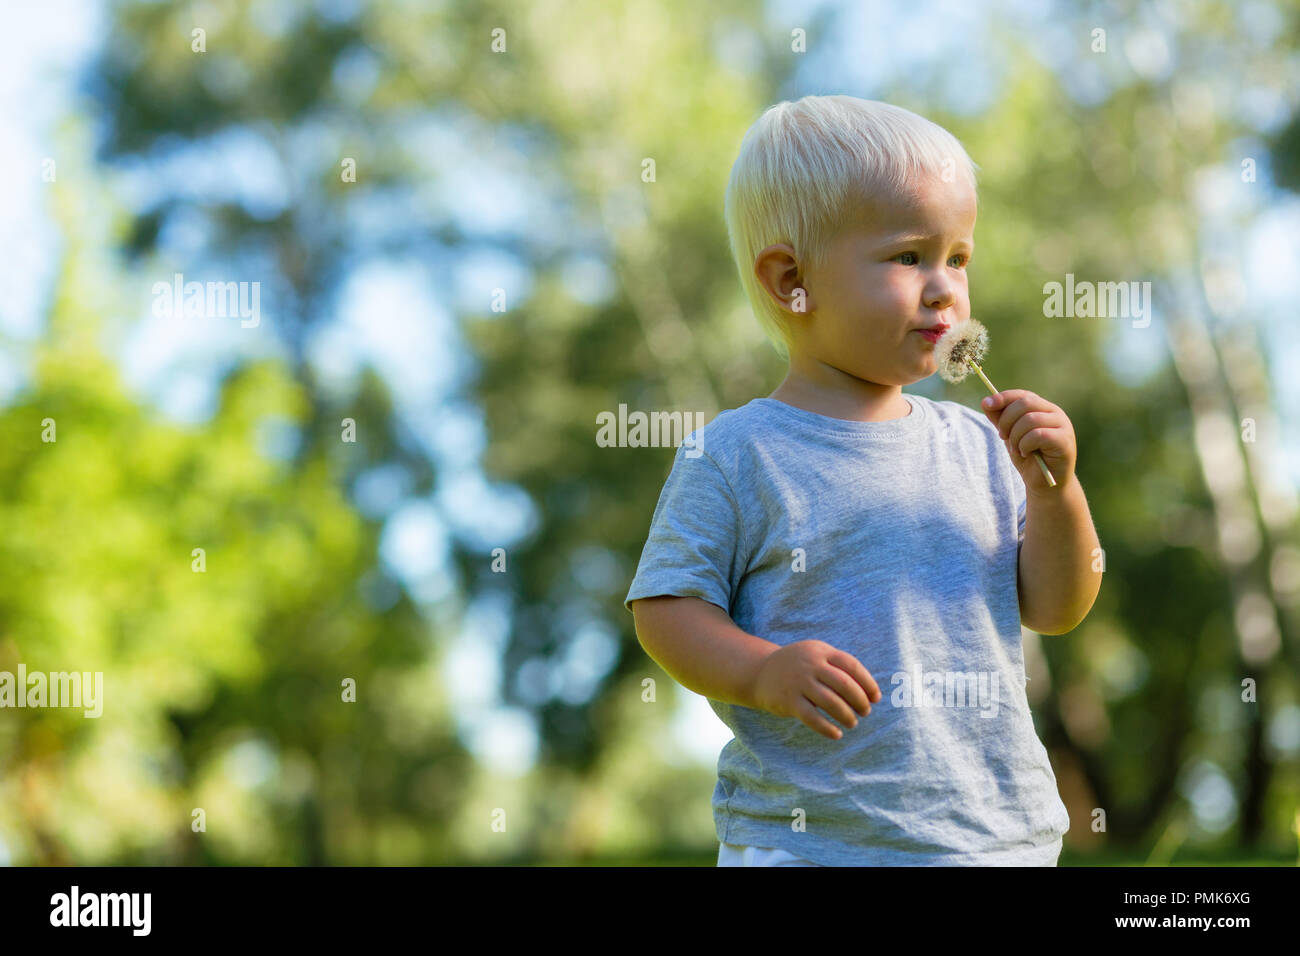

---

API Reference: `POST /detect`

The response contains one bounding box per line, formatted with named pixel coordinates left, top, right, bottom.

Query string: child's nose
left=925, top=283, right=957, bottom=310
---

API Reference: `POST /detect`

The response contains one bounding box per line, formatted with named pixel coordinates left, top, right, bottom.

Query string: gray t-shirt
left=624, top=392, right=1071, bottom=865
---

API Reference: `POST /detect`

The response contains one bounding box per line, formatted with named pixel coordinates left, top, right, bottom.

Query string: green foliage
left=0, top=180, right=471, bottom=865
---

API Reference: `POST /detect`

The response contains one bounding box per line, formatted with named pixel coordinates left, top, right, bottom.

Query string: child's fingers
left=985, top=389, right=1050, bottom=424
left=1006, top=410, right=1058, bottom=451
left=1018, top=426, right=1065, bottom=459
left=797, top=697, right=843, bottom=740
left=982, top=388, right=1032, bottom=412
left=827, top=649, right=882, bottom=704
left=819, top=670, right=873, bottom=718
left=807, top=681, right=860, bottom=730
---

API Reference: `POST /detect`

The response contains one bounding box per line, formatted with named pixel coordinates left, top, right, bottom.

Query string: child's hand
left=982, top=389, right=1077, bottom=495
left=751, top=640, right=882, bottom=740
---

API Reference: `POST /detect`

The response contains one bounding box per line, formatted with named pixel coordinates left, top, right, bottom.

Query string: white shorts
left=717, top=842, right=824, bottom=866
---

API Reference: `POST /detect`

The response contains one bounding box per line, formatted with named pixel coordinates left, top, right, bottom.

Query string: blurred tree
left=0, top=129, right=471, bottom=864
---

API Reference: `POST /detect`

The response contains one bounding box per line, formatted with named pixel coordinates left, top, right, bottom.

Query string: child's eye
left=895, top=252, right=970, bottom=267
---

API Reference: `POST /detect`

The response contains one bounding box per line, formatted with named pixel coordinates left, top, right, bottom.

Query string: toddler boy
left=625, top=96, right=1102, bottom=866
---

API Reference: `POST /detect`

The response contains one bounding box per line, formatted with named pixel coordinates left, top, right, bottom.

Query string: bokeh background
left=2, top=0, right=1298, bottom=866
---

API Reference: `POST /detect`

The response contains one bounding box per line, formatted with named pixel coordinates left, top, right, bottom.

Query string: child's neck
left=768, top=369, right=910, bottom=423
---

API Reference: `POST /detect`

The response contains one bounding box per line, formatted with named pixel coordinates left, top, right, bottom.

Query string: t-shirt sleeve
left=624, top=446, right=743, bottom=617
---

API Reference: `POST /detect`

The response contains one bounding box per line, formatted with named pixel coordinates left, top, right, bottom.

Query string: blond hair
left=724, top=96, right=979, bottom=360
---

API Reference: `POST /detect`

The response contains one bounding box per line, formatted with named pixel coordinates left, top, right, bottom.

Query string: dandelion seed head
left=935, top=318, right=989, bottom=384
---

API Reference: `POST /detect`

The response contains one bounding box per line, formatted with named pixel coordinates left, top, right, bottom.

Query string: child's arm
left=982, top=389, right=1102, bottom=635
left=631, top=595, right=779, bottom=709
left=1018, top=475, right=1102, bottom=634
left=631, top=595, right=882, bottom=738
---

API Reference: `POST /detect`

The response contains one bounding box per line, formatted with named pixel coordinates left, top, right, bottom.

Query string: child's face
left=795, top=174, right=977, bottom=386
